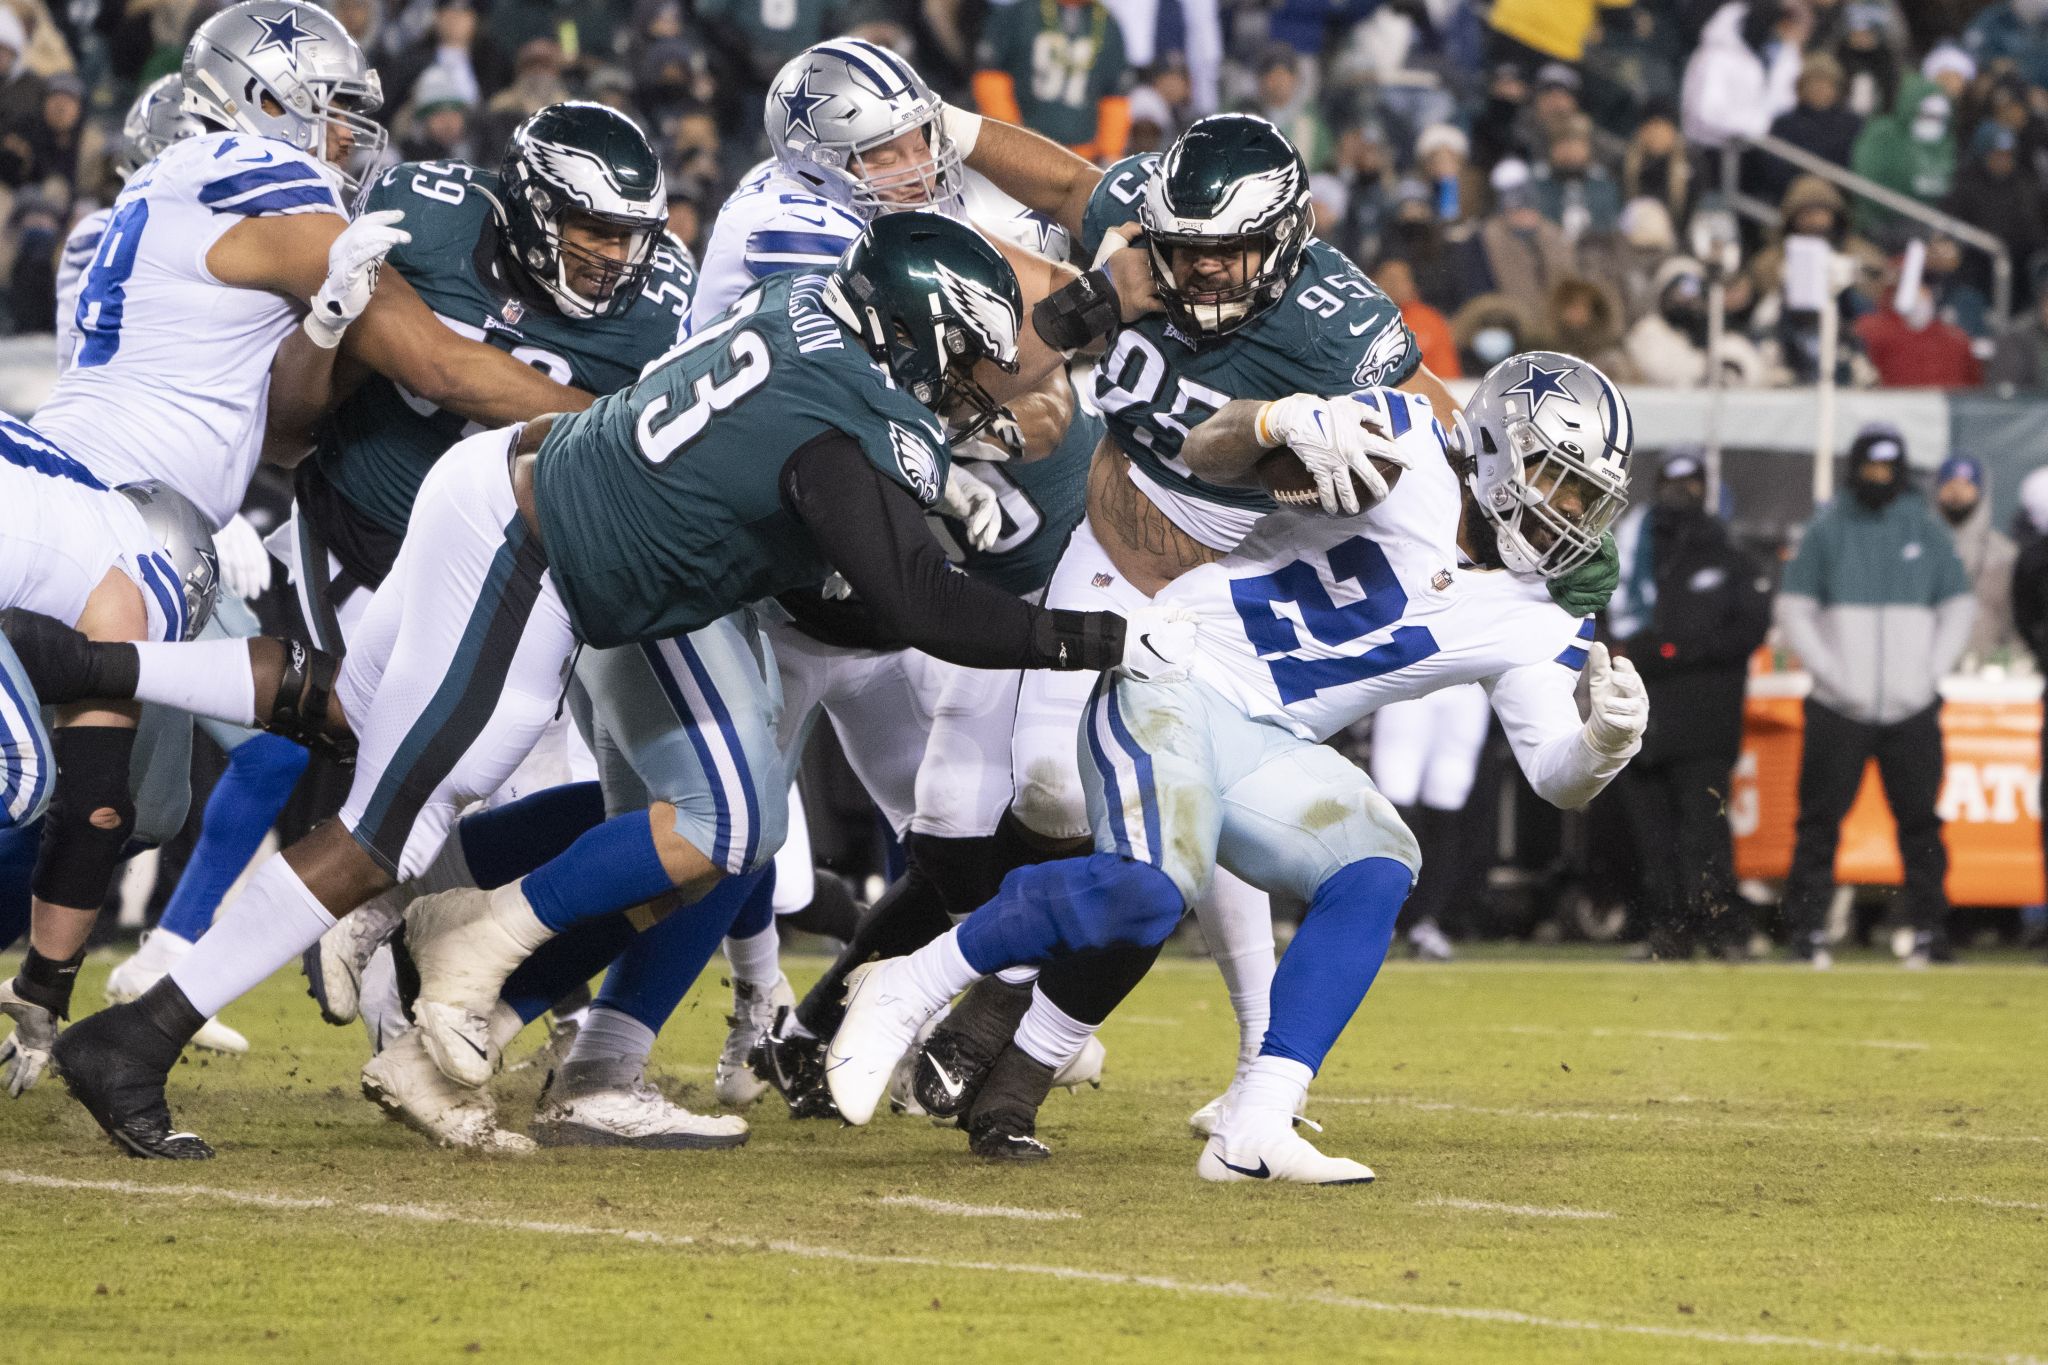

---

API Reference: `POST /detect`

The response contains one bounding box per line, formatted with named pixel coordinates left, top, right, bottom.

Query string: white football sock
left=166, top=855, right=336, bottom=1017
left=1195, top=868, right=1276, bottom=1071
left=721, top=923, right=780, bottom=987
left=995, top=965, right=1041, bottom=985
left=896, top=926, right=982, bottom=1014
left=1231, top=1054, right=1313, bottom=1130
left=129, top=640, right=257, bottom=727
left=563, top=1004, right=654, bottom=1067
left=1013, top=988, right=1096, bottom=1070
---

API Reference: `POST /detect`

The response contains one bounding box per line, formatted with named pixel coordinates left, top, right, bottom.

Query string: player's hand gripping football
left=1583, top=641, right=1648, bottom=756
left=1257, top=392, right=1407, bottom=516
left=305, top=209, right=410, bottom=349
left=939, top=464, right=1003, bottom=552
left=1116, top=604, right=1199, bottom=684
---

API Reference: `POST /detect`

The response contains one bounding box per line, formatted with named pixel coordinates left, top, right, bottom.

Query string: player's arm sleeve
left=1484, top=656, right=1631, bottom=811
left=1310, top=268, right=1419, bottom=393
left=782, top=430, right=1126, bottom=671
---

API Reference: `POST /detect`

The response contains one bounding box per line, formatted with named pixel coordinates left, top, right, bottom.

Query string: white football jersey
left=52, top=205, right=111, bottom=378
left=34, top=131, right=347, bottom=530
left=1161, top=390, right=1593, bottom=746
left=696, top=160, right=1070, bottom=321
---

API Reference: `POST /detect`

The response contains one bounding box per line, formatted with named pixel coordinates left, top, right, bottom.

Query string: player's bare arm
left=944, top=106, right=1104, bottom=239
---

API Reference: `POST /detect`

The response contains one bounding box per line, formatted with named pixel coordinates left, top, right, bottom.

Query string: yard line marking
left=1934, top=1195, right=2048, bottom=1213
left=1311, top=1095, right=2047, bottom=1147
left=6, top=1172, right=2041, bottom=1365
left=876, top=1195, right=1081, bottom=1222
left=1107, top=1015, right=1182, bottom=1027
left=1416, top=1196, right=1615, bottom=1221
left=1499, top=1024, right=1932, bottom=1052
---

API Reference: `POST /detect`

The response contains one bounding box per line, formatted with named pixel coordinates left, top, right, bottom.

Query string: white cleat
left=360, top=1027, right=535, bottom=1154
left=716, top=974, right=794, bottom=1108
left=1188, top=1091, right=1229, bottom=1139
left=302, top=896, right=403, bottom=1025
left=1407, top=917, right=1455, bottom=962
left=105, top=933, right=248, bottom=1054
left=405, top=882, right=553, bottom=1086
left=533, top=1059, right=749, bottom=1150
left=1051, top=1034, right=1106, bottom=1093
left=825, top=958, right=947, bottom=1126
left=1197, top=1123, right=1375, bottom=1186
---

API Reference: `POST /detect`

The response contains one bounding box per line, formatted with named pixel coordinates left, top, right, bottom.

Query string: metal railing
left=1720, top=131, right=2013, bottom=328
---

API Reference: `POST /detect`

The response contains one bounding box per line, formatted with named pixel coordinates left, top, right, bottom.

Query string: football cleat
left=1188, top=1092, right=1227, bottom=1139
left=360, top=1027, right=535, bottom=1154
left=105, top=938, right=249, bottom=1055
left=302, top=895, right=404, bottom=1025
left=51, top=1006, right=213, bottom=1159
left=1407, top=917, right=1454, bottom=962
left=912, top=977, right=1029, bottom=1118
left=0, top=976, right=58, bottom=1097
left=826, top=958, right=948, bottom=1126
left=968, top=1115, right=1052, bottom=1162
left=404, top=882, right=552, bottom=1086
left=888, top=1002, right=953, bottom=1117
left=747, top=1008, right=840, bottom=1120
left=533, top=1058, right=749, bottom=1150
left=1051, top=1035, right=1106, bottom=1093
left=963, top=1043, right=1059, bottom=1161
left=716, top=974, right=794, bottom=1108
left=1197, top=1115, right=1373, bottom=1186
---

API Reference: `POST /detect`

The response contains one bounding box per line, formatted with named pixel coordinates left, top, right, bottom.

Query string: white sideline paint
left=1311, top=1095, right=2048, bottom=1147
left=6, top=1171, right=2041, bottom=1365
left=1416, top=1196, right=1615, bottom=1221
left=877, top=1194, right=1080, bottom=1222
left=1934, top=1195, right=2048, bottom=1214
left=1500, top=1024, right=1932, bottom=1052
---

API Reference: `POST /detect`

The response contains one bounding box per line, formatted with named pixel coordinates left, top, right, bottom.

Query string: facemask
left=1853, top=475, right=1901, bottom=510
left=1940, top=498, right=1976, bottom=526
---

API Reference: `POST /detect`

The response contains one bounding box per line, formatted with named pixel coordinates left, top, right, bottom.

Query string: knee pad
left=33, top=726, right=138, bottom=909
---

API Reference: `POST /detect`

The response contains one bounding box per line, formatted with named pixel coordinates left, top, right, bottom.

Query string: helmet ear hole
left=1479, top=427, right=1498, bottom=455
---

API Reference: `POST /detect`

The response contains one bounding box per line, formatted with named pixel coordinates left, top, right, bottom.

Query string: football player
left=827, top=354, right=1647, bottom=1178
left=49, top=213, right=1190, bottom=1158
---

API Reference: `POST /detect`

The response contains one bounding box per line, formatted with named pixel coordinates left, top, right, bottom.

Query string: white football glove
left=1256, top=392, right=1407, bottom=516
left=215, top=513, right=271, bottom=601
left=940, top=464, right=1003, bottom=552
left=1116, top=603, right=1199, bottom=684
left=0, top=979, right=57, bottom=1098
left=1583, top=641, right=1649, bottom=756
left=304, top=209, right=409, bottom=349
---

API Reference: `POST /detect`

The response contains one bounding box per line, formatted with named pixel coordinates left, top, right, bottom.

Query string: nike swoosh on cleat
left=929, top=1059, right=966, bottom=1100
left=458, top=1034, right=489, bottom=1059
left=1220, top=1157, right=1271, bottom=1179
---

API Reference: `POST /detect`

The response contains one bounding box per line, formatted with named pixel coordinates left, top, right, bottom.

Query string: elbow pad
left=1032, top=269, right=1121, bottom=354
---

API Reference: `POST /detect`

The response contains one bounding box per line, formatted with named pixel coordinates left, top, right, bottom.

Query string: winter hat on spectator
left=1848, top=422, right=1907, bottom=468
left=1126, top=84, right=1172, bottom=134
left=412, top=65, right=473, bottom=117
left=45, top=71, right=84, bottom=100
left=1921, top=44, right=1975, bottom=87
left=2019, top=466, right=2048, bottom=535
left=1392, top=176, right=1431, bottom=209
left=0, top=5, right=26, bottom=61
left=1618, top=197, right=1676, bottom=251
left=1414, top=123, right=1468, bottom=165
left=1491, top=157, right=1535, bottom=212
left=1661, top=446, right=1706, bottom=482
left=1935, top=456, right=1983, bottom=488
left=1973, top=122, right=2018, bottom=158
left=1533, top=62, right=1581, bottom=97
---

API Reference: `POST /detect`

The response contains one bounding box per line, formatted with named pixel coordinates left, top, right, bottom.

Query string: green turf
left=2, top=948, right=2044, bottom=1365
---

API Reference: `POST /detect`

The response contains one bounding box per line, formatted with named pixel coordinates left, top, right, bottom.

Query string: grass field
left=2, top=946, right=2045, bottom=1365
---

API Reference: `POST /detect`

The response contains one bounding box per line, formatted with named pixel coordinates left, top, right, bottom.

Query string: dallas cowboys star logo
left=1504, top=358, right=1573, bottom=416
left=249, top=7, right=316, bottom=60
left=780, top=69, right=830, bottom=141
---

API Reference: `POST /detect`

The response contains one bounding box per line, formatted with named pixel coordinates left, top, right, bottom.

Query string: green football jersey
left=535, top=272, right=951, bottom=648
left=1080, top=154, right=1418, bottom=522
left=315, top=159, right=696, bottom=543
left=934, top=388, right=1100, bottom=596
left=976, top=0, right=1130, bottom=148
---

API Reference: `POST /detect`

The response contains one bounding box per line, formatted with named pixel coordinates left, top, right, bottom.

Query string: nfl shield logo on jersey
left=500, top=298, right=525, bottom=326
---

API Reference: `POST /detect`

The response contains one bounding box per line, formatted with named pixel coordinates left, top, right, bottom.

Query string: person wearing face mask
left=1611, top=449, right=1773, bottom=959
left=1774, top=423, right=1976, bottom=968
left=1850, top=73, right=1957, bottom=245
left=1933, top=456, right=2018, bottom=663
left=1625, top=255, right=1770, bottom=387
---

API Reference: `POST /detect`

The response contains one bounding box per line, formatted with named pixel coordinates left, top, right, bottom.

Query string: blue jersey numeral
left=74, top=199, right=150, bottom=369
left=1229, top=536, right=1438, bottom=704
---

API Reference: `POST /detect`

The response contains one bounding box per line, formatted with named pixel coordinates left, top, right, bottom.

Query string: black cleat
left=746, top=1007, right=840, bottom=1121
left=913, top=976, right=1033, bottom=1119
left=52, top=1006, right=213, bottom=1160
left=963, top=1042, right=1058, bottom=1162
left=967, top=1113, right=1052, bottom=1162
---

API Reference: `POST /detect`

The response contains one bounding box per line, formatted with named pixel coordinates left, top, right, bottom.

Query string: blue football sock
left=954, top=853, right=1184, bottom=975
left=595, top=868, right=771, bottom=1031
left=0, top=820, right=40, bottom=952
left=725, top=864, right=775, bottom=941
left=502, top=915, right=638, bottom=1024
left=457, top=781, right=606, bottom=890
left=157, top=733, right=307, bottom=942
left=1259, top=858, right=1411, bottom=1072
left=520, top=811, right=678, bottom=934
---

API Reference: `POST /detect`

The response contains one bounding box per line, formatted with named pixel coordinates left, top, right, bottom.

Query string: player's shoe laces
left=0, top=976, right=58, bottom=1097
left=913, top=976, right=1031, bottom=1118
left=404, top=881, right=553, bottom=1087
left=826, top=958, right=948, bottom=1126
left=106, top=934, right=248, bottom=1055
left=964, top=1043, right=1058, bottom=1162
left=51, top=1004, right=213, bottom=1160
left=533, top=1057, right=749, bottom=1150
left=716, top=974, right=793, bottom=1108
left=302, top=895, right=403, bottom=1026
left=747, top=1007, right=840, bottom=1120
left=360, top=1027, right=535, bottom=1154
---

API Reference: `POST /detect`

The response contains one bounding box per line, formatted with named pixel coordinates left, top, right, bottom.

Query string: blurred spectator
left=1244, top=43, right=1330, bottom=171
left=1384, top=178, right=1467, bottom=312
left=1468, top=159, right=1575, bottom=317
left=1096, top=0, right=1222, bottom=115
left=1625, top=255, right=1770, bottom=385
left=1547, top=275, right=1633, bottom=378
left=1986, top=266, right=2048, bottom=388
left=379, top=0, right=511, bottom=121
left=635, top=33, right=718, bottom=154
left=1620, top=103, right=1696, bottom=230
left=5, top=67, right=82, bottom=191
left=1853, top=271, right=1981, bottom=387
left=1963, top=0, right=2048, bottom=91
left=1748, top=173, right=1886, bottom=383
left=3, top=185, right=58, bottom=333
left=1533, top=113, right=1621, bottom=242
left=398, top=65, right=476, bottom=162
left=1774, top=422, right=1974, bottom=967
left=1831, top=0, right=1903, bottom=117
left=1450, top=292, right=1545, bottom=376
left=1611, top=448, right=1773, bottom=959
left=493, top=0, right=630, bottom=65
left=1329, top=118, right=1392, bottom=265
left=1609, top=195, right=1680, bottom=323
left=1413, top=122, right=1484, bottom=231
left=1680, top=0, right=1805, bottom=150
left=585, top=63, right=641, bottom=122
left=478, top=37, right=570, bottom=161
left=1520, top=59, right=1590, bottom=155
left=1943, top=124, right=2045, bottom=307
left=1470, top=61, right=1532, bottom=169
left=1920, top=42, right=1974, bottom=103
left=0, top=6, right=48, bottom=175
left=1920, top=232, right=1990, bottom=338
left=1124, top=84, right=1174, bottom=153
left=1850, top=74, right=1956, bottom=242
left=663, top=178, right=704, bottom=254
left=1933, top=456, right=2019, bottom=662
left=1759, top=51, right=1862, bottom=201
left=975, top=0, right=1132, bottom=163
left=1486, top=0, right=1625, bottom=71
left=1372, top=257, right=1458, bottom=378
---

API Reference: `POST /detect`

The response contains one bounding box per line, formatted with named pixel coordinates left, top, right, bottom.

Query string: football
left=1255, top=445, right=1404, bottom=512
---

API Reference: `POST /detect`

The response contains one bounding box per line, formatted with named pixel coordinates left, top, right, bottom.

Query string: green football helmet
left=822, top=211, right=1021, bottom=437
left=502, top=101, right=667, bottom=319
left=1139, top=113, right=1312, bottom=337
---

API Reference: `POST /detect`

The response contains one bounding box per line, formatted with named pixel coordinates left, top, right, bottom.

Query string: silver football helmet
left=1459, top=351, right=1634, bottom=579
left=764, top=38, right=962, bottom=217
left=183, top=0, right=386, bottom=191
left=118, top=482, right=220, bottom=640
left=118, top=75, right=196, bottom=178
